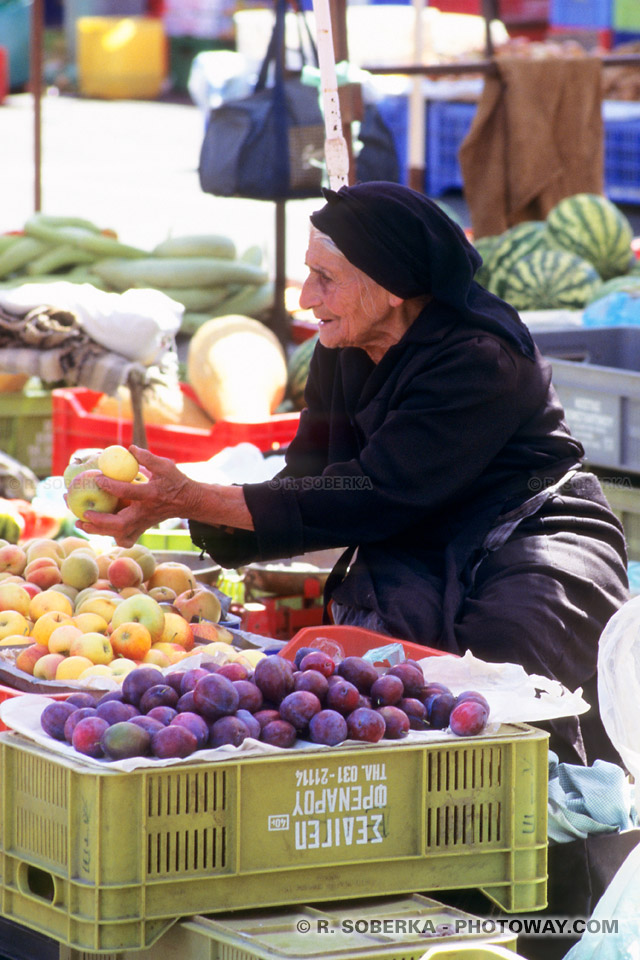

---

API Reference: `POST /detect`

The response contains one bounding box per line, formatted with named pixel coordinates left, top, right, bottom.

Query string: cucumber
left=25, top=243, right=96, bottom=275
left=0, top=237, right=49, bottom=278
left=142, top=285, right=233, bottom=311
left=24, top=222, right=148, bottom=259
left=152, top=234, right=237, bottom=260
left=90, top=257, right=269, bottom=291
left=207, top=281, right=275, bottom=319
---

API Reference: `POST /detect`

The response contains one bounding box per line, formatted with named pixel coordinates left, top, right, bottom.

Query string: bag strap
left=290, top=0, right=319, bottom=68
left=255, top=0, right=318, bottom=93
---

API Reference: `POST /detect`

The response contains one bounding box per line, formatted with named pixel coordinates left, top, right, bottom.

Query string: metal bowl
left=243, top=549, right=343, bottom=597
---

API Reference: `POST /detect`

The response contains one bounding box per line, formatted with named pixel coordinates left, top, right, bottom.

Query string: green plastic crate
left=99, top=895, right=518, bottom=960
left=0, top=725, right=548, bottom=953
left=137, top=528, right=199, bottom=552
left=0, top=387, right=52, bottom=478
left=614, top=0, right=640, bottom=30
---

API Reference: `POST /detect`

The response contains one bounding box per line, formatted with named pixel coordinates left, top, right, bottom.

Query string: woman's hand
left=73, top=446, right=196, bottom=548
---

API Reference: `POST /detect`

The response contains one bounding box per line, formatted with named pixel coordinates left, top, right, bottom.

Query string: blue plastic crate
left=604, top=116, right=640, bottom=204
left=425, top=100, right=476, bottom=196
left=374, top=95, right=410, bottom=186
left=550, top=0, right=613, bottom=27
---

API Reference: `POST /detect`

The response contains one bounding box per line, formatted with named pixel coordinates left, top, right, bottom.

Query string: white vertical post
left=311, top=0, right=350, bottom=189
left=408, top=0, right=426, bottom=191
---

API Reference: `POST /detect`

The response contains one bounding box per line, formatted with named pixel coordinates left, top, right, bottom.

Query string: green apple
left=110, top=593, right=165, bottom=643
left=62, top=449, right=103, bottom=489
left=65, top=470, right=119, bottom=522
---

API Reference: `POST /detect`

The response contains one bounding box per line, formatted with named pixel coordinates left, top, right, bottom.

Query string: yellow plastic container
left=0, top=724, right=548, bottom=953
left=77, top=16, right=167, bottom=99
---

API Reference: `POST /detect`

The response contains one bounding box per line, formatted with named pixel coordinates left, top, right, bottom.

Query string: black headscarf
left=310, top=181, right=535, bottom=360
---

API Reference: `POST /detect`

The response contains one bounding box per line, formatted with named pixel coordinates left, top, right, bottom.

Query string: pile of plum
left=39, top=649, right=491, bottom=762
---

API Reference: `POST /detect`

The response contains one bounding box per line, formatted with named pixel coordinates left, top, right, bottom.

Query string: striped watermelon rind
left=546, top=193, right=633, bottom=281
left=585, top=273, right=640, bottom=305
left=287, top=333, right=318, bottom=409
left=482, top=221, right=554, bottom=298
left=500, top=248, right=602, bottom=311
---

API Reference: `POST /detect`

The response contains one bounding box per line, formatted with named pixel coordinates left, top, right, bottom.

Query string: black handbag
left=198, top=0, right=325, bottom=201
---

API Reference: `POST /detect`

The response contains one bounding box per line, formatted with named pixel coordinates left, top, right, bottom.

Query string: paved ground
left=0, top=90, right=321, bottom=285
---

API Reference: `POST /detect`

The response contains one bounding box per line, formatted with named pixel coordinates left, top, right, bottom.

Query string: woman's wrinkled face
left=299, top=230, right=397, bottom=359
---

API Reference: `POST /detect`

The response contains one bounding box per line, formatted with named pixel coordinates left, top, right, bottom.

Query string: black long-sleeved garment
left=190, top=301, right=629, bottom=762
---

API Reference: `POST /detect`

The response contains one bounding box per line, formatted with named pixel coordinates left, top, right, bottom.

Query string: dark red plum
left=147, top=705, right=178, bottom=726
left=72, top=716, right=110, bottom=758
left=398, top=697, right=428, bottom=729
left=129, top=715, right=165, bottom=736
left=279, top=691, right=322, bottom=731
left=151, top=724, right=198, bottom=759
left=336, top=656, right=378, bottom=694
left=95, top=689, right=125, bottom=706
left=294, top=646, right=315, bottom=669
left=139, top=684, right=179, bottom=714
left=164, top=671, right=187, bottom=695
left=294, top=668, right=329, bottom=701
left=309, top=709, right=348, bottom=746
left=193, top=673, right=239, bottom=720
left=455, top=691, right=490, bottom=715
left=346, top=707, right=386, bottom=743
left=122, top=667, right=165, bottom=707
left=387, top=662, right=425, bottom=698
left=95, top=700, right=139, bottom=725
left=176, top=690, right=196, bottom=713
left=299, top=650, right=335, bottom=677
left=41, top=701, right=78, bottom=741
left=428, top=692, right=456, bottom=730
left=421, top=682, right=453, bottom=703
left=171, top=711, right=209, bottom=749
left=179, top=668, right=210, bottom=693
left=370, top=674, right=404, bottom=707
left=65, top=692, right=97, bottom=709
left=449, top=700, right=489, bottom=737
left=232, top=679, right=263, bottom=712
left=261, top=718, right=297, bottom=748
left=253, top=656, right=295, bottom=704
left=209, top=715, right=250, bottom=748
left=101, top=721, right=151, bottom=760
left=217, top=662, right=249, bottom=682
left=377, top=705, right=410, bottom=739
left=63, top=707, right=96, bottom=743
left=325, top=678, right=360, bottom=715
left=254, top=708, right=280, bottom=730
left=236, top=709, right=261, bottom=739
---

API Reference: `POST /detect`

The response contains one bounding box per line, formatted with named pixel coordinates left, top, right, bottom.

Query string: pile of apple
left=0, top=532, right=249, bottom=686
left=39, top=649, right=491, bottom=764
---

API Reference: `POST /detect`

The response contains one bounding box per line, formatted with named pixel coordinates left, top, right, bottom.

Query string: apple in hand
left=66, top=470, right=119, bottom=521
left=63, top=449, right=103, bottom=489
left=98, top=445, right=139, bottom=483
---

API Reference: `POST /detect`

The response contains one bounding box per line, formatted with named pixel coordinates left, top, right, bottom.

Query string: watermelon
left=482, top=221, right=553, bottom=298
left=500, top=248, right=602, bottom=311
left=546, top=193, right=634, bottom=280
left=585, top=274, right=640, bottom=306
left=287, top=333, right=318, bottom=409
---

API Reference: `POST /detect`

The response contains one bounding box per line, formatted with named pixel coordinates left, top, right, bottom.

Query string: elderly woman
left=78, top=182, right=629, bottom=766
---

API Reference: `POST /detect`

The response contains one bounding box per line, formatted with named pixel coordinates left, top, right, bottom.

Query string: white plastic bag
left=597, top=595, right=640, bottom=816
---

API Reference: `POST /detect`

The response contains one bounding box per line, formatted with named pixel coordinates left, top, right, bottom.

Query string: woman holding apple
left=76, top=182, right=629, bottom=771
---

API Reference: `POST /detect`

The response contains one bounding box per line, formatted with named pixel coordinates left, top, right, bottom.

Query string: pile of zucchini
left=0, top=215, right=274, bottom=334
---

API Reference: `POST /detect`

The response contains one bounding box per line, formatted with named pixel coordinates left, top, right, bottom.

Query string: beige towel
left=459, top=57, right=604, bottom=238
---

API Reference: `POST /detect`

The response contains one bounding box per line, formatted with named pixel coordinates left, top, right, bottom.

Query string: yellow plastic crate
left=77, top=16, right=167, bottom=100
left=0, top=724, right=548, bottom=953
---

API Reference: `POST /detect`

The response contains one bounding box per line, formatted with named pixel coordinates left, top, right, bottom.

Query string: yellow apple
left=62, top=449, right=103, bottom=489
left=146, top=562, right=197, bottom=597
left=31, top=609, right=73, bottom=646
left=148, top=585, right=177, bottom=603
left=0, top=634, right=33, bottom=647
left=56, top=656, right=95, bottom=681
left=29, top=589, right=74, bottom=621
left=149, top=641, right=189, bottom=665
left=142, top=648, right=172, bottom=668
left=73, top=612, right=109, bottom=634
left=65, top=469, right=119, bottom=521
left=160, top=611, right=194, bottom=651
left=0, top=609, right=30, bottom=640
left=48, top=622, right=84, bottom=655
left=110, top=593, right=165, bottom=643
left=75, top=594, right=123, bottom=623
left=98, top=444, right=139, bottom=482
left=0, top=582, right=32, bottom=617
left=78, top=664, right=114, bottom=681
left=69, top=631, right=114, bottom=665
left=236, top=649, right=267, bottom=670
left=174, top=587, right=221, bottom=624
left=109, top=658, right=138, bottom=680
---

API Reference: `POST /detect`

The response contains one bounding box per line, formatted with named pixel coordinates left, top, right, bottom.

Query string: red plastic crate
left=51, top=385, right=300, bottom=476
left=430, top=0, right=482, bottom=12
left=500, top=0, right=550, bottom=22
left=547, top=23, right=613, bottom=45
left=279, top=624, right=451, bottom=664
left=0, top=684, right=70, bottom=733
